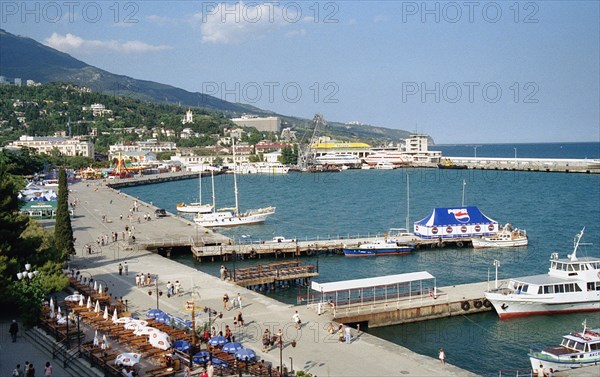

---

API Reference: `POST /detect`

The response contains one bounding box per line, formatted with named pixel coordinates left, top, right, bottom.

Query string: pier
left=231, top=260, right=318, bottom=288
left=307, top=273, right=502, bottom=328
left=441, top=157, right=600, bottom=174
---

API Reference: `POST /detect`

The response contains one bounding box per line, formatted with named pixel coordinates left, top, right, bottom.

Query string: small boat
left=528, top=323, right=600, bottom=372
left=343, top=239, right=415, bottom=257
left=484, top=228, right=600, bottom=319
left=374, top=162, right=395, bottom=170
left=176, top=171, right=214, bottom=214
left=437, top=159, right=467, bottom=169
left=471, top=223, right=528, bottom=248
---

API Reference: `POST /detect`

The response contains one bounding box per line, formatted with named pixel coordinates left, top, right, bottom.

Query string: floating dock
left=231, top=260, right=318, bottom=287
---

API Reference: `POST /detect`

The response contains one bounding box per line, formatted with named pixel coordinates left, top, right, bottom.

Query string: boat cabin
left=560, top=330, right=600, bottom=353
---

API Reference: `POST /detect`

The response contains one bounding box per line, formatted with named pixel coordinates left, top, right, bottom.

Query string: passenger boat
left=314, top=153, right=361, bottom=166
left=471, top=223, right=528, bottom=248
left=176, top=171, right=214, bottom=214
left=364, top=151, right=408, bottom=166
left=484, top=228, right=600, bottom=319
left=254, top=163, right=289, bottom=174
left=374, top=162, right=395, bottom=170
left=194, top=140, right=275, bottom=227
left=437, top=159, right=467, bottom=169
left=343, top=239, right=415, bottom=257
left=528, top=323, right=600, bottom=372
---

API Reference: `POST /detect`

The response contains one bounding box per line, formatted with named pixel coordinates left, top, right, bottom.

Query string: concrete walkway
left=44, top=179, right=479, bottom=376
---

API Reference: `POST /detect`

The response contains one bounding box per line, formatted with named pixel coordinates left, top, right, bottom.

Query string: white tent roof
left=311, top=271, right=435, bottom=293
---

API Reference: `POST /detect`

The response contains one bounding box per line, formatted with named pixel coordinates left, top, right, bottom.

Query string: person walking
left=9, top=319, right=19, bottom=342
left=44, top=361, right=53, bottom=376
left=206, top=361, right=214, bottom=377
left=118, top=263, right=123, bottom=276
left=174, top=281, right=181, bottom=296
left=292, top=310, right=301, bottom=329
left=223, top=293, right=229, bottom=310
left=12, top=364, right=22, bottom=377
left=344, top=325, right=352, bottom=344
left=236, top=293, right=242, bottom=309
left=25, top=363, right=35, bottom=377
left=124, top=262, right=128, bottom=275
left=438, top=348, right=446, bottom=365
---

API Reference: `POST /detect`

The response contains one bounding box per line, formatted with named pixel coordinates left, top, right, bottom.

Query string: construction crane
left=298, top=114, right=327, bottom=170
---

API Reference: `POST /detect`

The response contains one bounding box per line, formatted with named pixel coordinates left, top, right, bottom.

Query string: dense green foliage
left=54, top=167, right=75, bottom=258
left=279, top=146, right=299, bottom=165
left=0, top=163, right=69, bottom=326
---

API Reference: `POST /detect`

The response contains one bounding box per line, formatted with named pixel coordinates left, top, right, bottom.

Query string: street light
left=148, top=274, right=162, bottom=309
left=513, top=147, right=517, bottom=159
left=473, top=146, right=478, bottom=158
left=16, top=263, right=39, bottom=284
left=493, top=260, right=501, bottom=289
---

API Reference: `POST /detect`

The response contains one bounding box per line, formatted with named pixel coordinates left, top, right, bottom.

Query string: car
left=154, top=209, right=167, bottom=218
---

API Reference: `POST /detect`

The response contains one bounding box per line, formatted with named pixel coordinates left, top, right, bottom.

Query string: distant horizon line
left=433, top=141, right=600, bottom=146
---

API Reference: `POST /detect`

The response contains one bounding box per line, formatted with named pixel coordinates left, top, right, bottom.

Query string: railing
left=498, top=368, right=533, bottom=377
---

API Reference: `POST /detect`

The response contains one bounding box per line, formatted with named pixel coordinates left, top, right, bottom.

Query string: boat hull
left=529, top=354, right=600, bottom=372
left=194, top=208, right=276, bottom=227
left=176, top=204, right=214, bottom=213
left=343, top=246, right=413, bottom=257
left=484, top=292, right=600, bottom=319
left=471, top=237, right=528, bottom=249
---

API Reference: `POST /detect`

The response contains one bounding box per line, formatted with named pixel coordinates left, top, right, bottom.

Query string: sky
left=2, top=1, right=599, bottom=144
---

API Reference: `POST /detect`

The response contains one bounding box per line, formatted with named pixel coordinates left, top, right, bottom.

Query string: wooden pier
left=231, top=261, right=318, bottom=287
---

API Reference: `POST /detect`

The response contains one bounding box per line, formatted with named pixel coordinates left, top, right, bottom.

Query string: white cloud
left=286, top=29, right=306, bottom=38
left=199, top=2, right=293, bottom=44
left=44, top=33, right=172, bottom=54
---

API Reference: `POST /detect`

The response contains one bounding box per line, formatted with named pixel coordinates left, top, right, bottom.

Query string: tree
left=54, top=167, right=75, bottom=258
left=279, top=146, right=298, bottom=165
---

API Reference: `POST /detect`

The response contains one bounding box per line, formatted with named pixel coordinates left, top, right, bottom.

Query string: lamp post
left=513, top=147, right=517, bottom=159
left=16, top=263, right=39, bottom=285
left=289, top=357, right=293, bottom=376
left=493, top=259, right=501, bottom=289
left=232, top=250, right=236, bottom=282
left=148, top=275, right=162, bottom=309
left=473, top=146, right=478, bottom=158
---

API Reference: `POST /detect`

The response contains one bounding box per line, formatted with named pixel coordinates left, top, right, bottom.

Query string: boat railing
left=497, top=368, right=533, bottom=377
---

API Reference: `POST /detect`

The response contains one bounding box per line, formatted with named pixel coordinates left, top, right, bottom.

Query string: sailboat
left=176, top=171, right=214, bottom=214
left=193, top=141, right=275, bottom=227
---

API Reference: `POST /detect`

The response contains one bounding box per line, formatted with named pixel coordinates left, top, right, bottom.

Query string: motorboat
left=343, top=239, right=415, bottom=257
left=484, top=228, right=600, bottom=319
left=176, top=171, right=214, bottom=214
left=314, top=152, right=361, bottom=166
left=364, top=151, right=408, bottom=166
left=437, top=158, right=467, bottom=169
left=374, top=162, right=395, bottom=170
left=528, top=323, right=600, bottom=372
left=472, top=223, right=528, bottom=248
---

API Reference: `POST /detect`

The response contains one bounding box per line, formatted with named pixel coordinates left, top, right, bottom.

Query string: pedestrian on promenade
left=327, top=322, right=334, bottom=334
left=292, top=310, right=301, bottom=329
left=146, top=273, right=151, bottom=286
left=223, top=293, right=229, bottom=310
left=174, top=281, right=181, bottom=296
left=235, top=311, right=244, bottom=327
left=44, top=361, right=52, bottom=376
left=135, top=274, right=140, bottom=287
left=166, top=281, right=173, bottom=297
left=207, top=361, right=214, bottom=377
left=220, top=265, right=226, bottom=280
left=262, top=329, right=271, bottom=352
left=337, top=324, right=344, bottom=343
left=118, top=263, right=123, bottom=276
left=235, top=293, right=242, bottom=309
left=344, top=325, right=352, bottom=344
left=225, top=325, right=232, bottom=342
left=124, top=262, right=128, bottom=275
left=9, top=319, right=18, bottom=342
left=12, top=363, right=22, bottom=377
left=438, top=348, right=446, bottom=364
left=25, top=363, right=35, bottom=377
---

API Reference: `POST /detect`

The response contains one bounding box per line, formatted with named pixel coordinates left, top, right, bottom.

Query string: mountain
left=0, top=29, right=417, bottom=143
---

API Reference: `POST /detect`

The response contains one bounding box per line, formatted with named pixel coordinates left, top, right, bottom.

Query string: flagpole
left=461, top=180, right=466, bottom=207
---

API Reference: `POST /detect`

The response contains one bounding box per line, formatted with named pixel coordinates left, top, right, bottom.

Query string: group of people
left=166, top=281, right=182, bottom=297
left=135, top=272, right=154, bottom=287
left=261, top=328, right=284, bottom=352
left=118, top=262, right=129, bottom=276
left=12, top=361, right=52, bottom=377
left=535, top=364, right=556, bottom=377
left=222, top=292, right=242, bottom=311
left=219, top=265, right=231, bottom=281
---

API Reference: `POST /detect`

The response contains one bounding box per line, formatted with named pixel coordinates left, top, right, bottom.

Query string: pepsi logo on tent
left=475, top=225, right=481, bottom=232
left=432, top=227, right=438, bottom=234
left=448, top=208, right=470, bottom=223
left=446, top=227, right=453, bottom=233
left=461, top=226, right=468, bottom=233
left=488, top=224, right=495, bottom=231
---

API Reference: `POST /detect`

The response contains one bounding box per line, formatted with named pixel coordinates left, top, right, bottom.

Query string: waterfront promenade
left=64, top=179, right=476, bottom=376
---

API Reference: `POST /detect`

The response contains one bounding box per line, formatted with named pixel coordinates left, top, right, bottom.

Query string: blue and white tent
left=414, top=206, right=498, bottom=239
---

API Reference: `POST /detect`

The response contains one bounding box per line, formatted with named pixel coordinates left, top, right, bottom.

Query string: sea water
left=122, top=143, right=600, bottom=376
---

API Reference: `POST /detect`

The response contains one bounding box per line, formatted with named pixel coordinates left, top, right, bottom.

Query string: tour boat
left=314, top=153, right=361, bottom=166
left=471, top=223, right=528, bottom=248
left=484, top=228, right=600, bottom=319
left=194, top=140, right=275, bottom=227
left=529, top=323, right=600, bottom=372
left=374, top=162, right=395, bottom=170
left=364, top=151, right=408, bottom=166
left=176, top=171, right=214, bottom=214
left=343, top=239, right=415, bottom=257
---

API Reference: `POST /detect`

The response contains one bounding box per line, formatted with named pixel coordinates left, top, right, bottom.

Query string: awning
left=311, top=271, right=435, bottom=293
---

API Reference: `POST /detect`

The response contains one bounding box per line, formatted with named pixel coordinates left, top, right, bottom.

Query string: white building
left=109, top=139, right=177, bottom=160
left=182, top=109, right=193, bottom=124
left=8, top=135, right=94, bottom=157
left=82, top=103, right=113, bottom=117
left=400, top=134, right=442, bottom=163
left=231, top=115, right=280, bottom=132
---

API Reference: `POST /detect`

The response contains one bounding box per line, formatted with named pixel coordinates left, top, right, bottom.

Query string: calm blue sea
left=122, top=143, right=600, bottom=376
left=435, top=142, right=600, bottom=159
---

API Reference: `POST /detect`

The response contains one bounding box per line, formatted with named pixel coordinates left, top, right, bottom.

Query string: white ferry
left=314, top=153, right=361, bottom=166
left=364, top=151, right=408, bottom=166
left=529, top=323, right=600, bottom=372
left=484, top=228, right=600, bottom=319
left=471, top=223, right=528, bottom=249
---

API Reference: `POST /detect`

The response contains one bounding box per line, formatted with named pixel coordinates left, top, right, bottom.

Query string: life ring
left=474, top=300, right=483, bottom=309
left=461, top=301, right=470, bottom=311
left=456, top=241, right=464, bottom=248
left=483, top=299, right=492, bottom=308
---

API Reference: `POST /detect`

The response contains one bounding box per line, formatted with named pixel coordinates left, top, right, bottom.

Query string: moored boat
left=343, top=239, right=415, bottom=257
left=471, top=223, right=528, bottom=248
left=177, top=171, right=214, bottom=214
left=484, top=228, right=600, bottom=319
left=437, top=158, right=467, bottom=169
left=528, top=323, right=600, bottom=372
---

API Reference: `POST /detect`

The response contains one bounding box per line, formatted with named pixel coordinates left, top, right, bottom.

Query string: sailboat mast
left=405, top=174, right=410, bottom=231
left=232, top=138, right=239, bottom=215
left=198, top=170, right=202, bottom=204
left=211, top=170, right=216, bottom=212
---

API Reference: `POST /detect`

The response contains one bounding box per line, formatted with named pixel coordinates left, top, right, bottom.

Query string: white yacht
left=364, top=151, right=408, bottom=166
left=529, top=323, right=600, bottom=372
left=471, top=223, right=528, bottom=249
left=484, top=228, right=600, bottom=319
left=314, top=153, right=361, bottom=166
left=176, top=171, right=214, bottom=214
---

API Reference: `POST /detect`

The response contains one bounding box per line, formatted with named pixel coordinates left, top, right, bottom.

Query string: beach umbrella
left=78, top=295, right=84, bottom=307
left=207, top=335, right=229, bottom=346
left=155, top=313, right=171, bottom=324
left=57, top=306, right=62, bottom=317
left=114, top=353, right=141, bottom=367
left=146, top=308, right=164, bottom=318
left=235, top=348, right=257, bottom=361
left=114, top=317, right=132, bottom=324
left=192, top=351, right=210, bottom=364
left=93, top=281, right=98, bottom=291
left=98, top=283, right=103, bottom=294
left=223, top=342, right=243, bottom=354
left=101, top=334, right=109, bottom=350
left=148, top=331, right=171, bottom=350
left=94, top=300, right=100, bottom=313
left=49, top=297, right=54, bottom=311
left=93, top=330, right=99, bottom=347
left=134, top=326, right=160, bottom=337
left=103, top=306, right=109, bottom=320
left=173, top=340, right=191, bottom=352
left=112, top=308, right=118, bottom=322
left=86, top=296, right=92, bottom=309
left=211, top=357, right=230, bottom=368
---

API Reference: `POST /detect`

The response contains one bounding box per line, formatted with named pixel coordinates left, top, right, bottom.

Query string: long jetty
left=438, top=156, right=600, bottom=174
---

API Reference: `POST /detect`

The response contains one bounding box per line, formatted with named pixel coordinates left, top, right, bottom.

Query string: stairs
left=23, top=327, right=104, bottom=377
